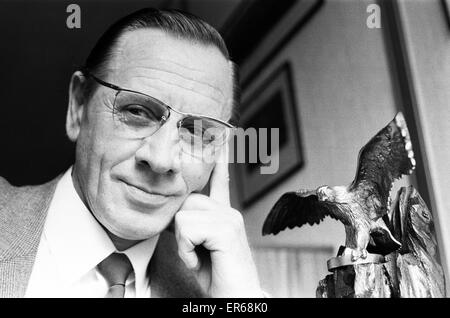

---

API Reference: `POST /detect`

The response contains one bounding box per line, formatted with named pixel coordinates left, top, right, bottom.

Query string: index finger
left=209, top=142, right=230, bottom=206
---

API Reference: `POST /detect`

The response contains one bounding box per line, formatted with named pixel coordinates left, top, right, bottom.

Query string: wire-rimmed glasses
left=84, top=71, right=236, bottom=159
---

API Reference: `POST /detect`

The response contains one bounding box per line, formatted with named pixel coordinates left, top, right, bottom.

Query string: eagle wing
left=349, top=112, right=415, bottom=219
left=262, top=190, right=341, bottom=236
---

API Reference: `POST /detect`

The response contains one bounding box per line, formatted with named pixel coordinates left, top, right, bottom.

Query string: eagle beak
left=317, top=187, right=327, bottom=201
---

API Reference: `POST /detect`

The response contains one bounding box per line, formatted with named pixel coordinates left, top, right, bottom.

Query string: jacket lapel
left=0, top=176, right=60, bottom=297
left=148, top=230, right=207, bottom=298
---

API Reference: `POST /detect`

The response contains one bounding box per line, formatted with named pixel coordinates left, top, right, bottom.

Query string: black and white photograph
left=0, top=0, right=449, bottom=303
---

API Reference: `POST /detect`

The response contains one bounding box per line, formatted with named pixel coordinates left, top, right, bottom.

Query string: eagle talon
left=351, top=250, right=361, bottom=262
left=350, top=248, right=368, bottom=262
left=361, top=249, right=368, bottom=259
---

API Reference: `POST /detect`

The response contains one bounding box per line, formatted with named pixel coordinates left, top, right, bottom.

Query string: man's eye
left=192, top=126, right=205, bottom=136
left=124, top=105, right=155, bottom=120
left=182, top=122, right=202, bottom=135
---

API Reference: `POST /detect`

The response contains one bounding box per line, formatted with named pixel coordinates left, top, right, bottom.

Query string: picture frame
left=235, top=62, right=304, bottom=208
left=442, top=0, right=450, bottom=29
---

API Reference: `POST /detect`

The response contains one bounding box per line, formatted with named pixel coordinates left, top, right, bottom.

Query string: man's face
left=71, top=29, right=233, bottom=240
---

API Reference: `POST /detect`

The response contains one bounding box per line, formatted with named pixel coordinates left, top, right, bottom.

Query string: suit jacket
left=0, top=175, right=206, bottom=298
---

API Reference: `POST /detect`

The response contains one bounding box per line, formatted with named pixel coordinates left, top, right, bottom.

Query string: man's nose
left=134, top=119, right=182, bottom=174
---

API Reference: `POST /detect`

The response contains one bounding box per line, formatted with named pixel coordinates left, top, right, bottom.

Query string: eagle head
left=317, top=186, right=334, bottom=202
left=317, top=185, right=349, bottom=203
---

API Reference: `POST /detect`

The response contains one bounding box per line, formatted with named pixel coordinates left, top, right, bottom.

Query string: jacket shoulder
left=0, top=176, right=58, bottom=207
left=0, top=175, right=61, bottom=258
left=0, top=176, right=20, bottom=206
left=0, top=176, right=13, bottom=194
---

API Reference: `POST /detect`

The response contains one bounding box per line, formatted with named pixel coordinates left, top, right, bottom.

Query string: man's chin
left=104, top=222, right=163, bottom=243
left=103, top=209, right=173, bottom=240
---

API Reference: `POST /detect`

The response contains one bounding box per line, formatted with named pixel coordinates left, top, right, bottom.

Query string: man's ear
left=66, top=71, right=87, bottom=142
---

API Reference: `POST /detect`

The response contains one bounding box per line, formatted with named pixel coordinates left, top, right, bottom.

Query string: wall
left=230, top=0, right=413, bottom=296
left=397, top=0, right=450, bottom=289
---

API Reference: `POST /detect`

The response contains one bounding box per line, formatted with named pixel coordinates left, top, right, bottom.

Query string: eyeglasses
left=84, top=71, right=236, bottom=158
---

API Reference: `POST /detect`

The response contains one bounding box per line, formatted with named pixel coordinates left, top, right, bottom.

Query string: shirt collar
left=121, top=236, right=158, bottom=296
left=44, top=167, right=159, bottom=289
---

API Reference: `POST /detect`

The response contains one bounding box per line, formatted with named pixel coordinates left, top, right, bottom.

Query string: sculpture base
left=327, top=253, right=385, bottom=271
left=317, top=260, right=393, bottom=298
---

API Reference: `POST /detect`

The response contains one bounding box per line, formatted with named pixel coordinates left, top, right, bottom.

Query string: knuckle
left=176, top=223, right=191, bottom=238
left=177, top=248, right=186, bottom=259
left=183, top=193, right=208, bottom=210
left=174, top=212, right=183, bottom=224
left=174, top=212, right=189, bottom=230
left=221, top=209, right=244, bottom=236
left=229, top=209, right=244, bottom=227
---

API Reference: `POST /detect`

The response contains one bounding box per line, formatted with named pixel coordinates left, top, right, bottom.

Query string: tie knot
left=97, top=253, right=133, bottom=287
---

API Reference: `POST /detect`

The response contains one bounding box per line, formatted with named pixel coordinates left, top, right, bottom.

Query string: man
left=0, top=8, right=263, bottom=298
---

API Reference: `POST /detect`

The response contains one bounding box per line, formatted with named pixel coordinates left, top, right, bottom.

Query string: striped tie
left=97, top=253, right=133, bottom=298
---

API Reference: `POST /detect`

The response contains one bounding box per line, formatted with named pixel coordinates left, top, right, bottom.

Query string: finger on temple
left=209, top=143, right=231, bottom=206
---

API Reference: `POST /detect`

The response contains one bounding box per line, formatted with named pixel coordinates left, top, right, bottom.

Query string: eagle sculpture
left=262, top=112, right=416, bottom=261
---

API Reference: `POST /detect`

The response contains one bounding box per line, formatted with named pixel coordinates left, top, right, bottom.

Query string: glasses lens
left=179, top=117, right=231, bottom=157
left=112, top=90, right=169, bottom=139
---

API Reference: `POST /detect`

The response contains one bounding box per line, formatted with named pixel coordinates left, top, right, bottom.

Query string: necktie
left=97, top=252, right=133, bottom=298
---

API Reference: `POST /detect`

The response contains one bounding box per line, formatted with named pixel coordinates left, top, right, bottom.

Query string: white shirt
left=25, top=167, right=159, bottom=298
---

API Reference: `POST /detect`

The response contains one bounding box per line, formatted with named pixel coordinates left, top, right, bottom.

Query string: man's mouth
left=118, top=178, right=175, bottom=207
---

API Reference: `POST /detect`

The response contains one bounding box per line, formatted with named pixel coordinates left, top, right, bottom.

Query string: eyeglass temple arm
left=82, top=69, right=123, bottom=91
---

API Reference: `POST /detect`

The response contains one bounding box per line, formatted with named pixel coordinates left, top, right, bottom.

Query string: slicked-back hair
left=80, top=8, right=239, bottom=124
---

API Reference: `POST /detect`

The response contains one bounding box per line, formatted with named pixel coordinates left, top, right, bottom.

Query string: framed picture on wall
left=443, top=0, right=450, bottom=29
left=235, top=62, right=304, bottom=208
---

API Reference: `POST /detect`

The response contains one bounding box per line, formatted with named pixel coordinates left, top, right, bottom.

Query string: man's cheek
left=182, top=161, right=214, bottom=193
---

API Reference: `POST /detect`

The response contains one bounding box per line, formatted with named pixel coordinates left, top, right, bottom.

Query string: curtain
left=252, top=246, right=334, bottom=297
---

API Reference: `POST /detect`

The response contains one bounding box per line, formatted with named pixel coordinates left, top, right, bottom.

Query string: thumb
left=175, top=227, right=200, bottom=271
